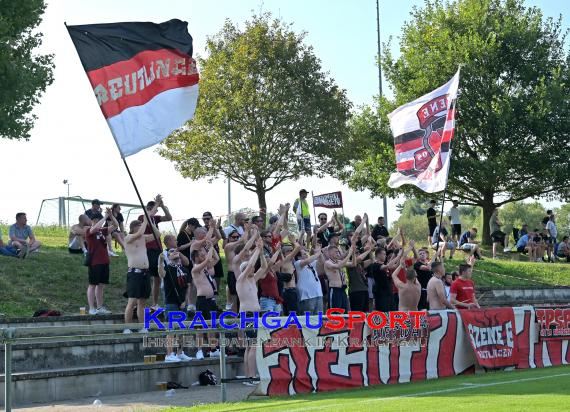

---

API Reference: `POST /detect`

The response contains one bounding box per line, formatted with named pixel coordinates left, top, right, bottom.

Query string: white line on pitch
left=286, top=372, right=570, bottom=412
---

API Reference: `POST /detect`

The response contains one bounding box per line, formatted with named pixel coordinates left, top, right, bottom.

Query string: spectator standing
left=85, top=208, right=117, bottom=315
left=450, top=260, right=480, bottom=309
left=545, top=214, right=558, bottom=262
left=324, top=243, right=355, bottom=310
left=427, top=262, right=453, bottom=310
left=447, top=200, right=462, bottom=242
left=371, top=216, right=389, bottom=241
left=9, top=212, right=41, bottom=255
left=259, top=230, right=283, bottom=314
left=391, top=257, right=421, bottom=311
left=223, top=213, right=246, bottom=241
left=293, top=189, right=312, bottom=236
left=202, top=212, right=224, bottom=288
left=138, top=195, right=173, bottom=311
left=346, top=239, right=374, bottom=312
left=489, top=208, right=505, bottom=259
left=295, top=245, right=323, bottom=315
left=426, top=199, right=437, bottom=244
left=413, top=248, right=433, bottom=310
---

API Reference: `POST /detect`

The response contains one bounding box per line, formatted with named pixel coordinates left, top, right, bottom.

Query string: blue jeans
left=259, top=297, right=282, bottom=313
left=297, top=217, right=312, bottom=233
left=0, top=246, right=18, bottom=257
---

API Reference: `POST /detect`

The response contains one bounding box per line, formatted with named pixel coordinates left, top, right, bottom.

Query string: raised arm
left=233, top=232, right=257, bottom=264
left=193, top=247, right=214, bottom=272
left=156, top=194, right=172, bottom=221
left=254, top=242, right=269, bottom=281
left=282, top=242, right=302, bottom=264
left=158, top=253, right=166, bottom=278
left=391, top=261, right=406, bottom=289
left=88, top=215, right=108, bottom=234
left=126, top=218, right=148, bottom=244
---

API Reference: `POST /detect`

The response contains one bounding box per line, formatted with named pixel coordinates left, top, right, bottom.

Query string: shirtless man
left=324, top=243, right=355, bottom=310
left=279, top=237, right=302, bottom=315
left=68, top=214, right=90, bottom=254
left=391, top=256, right=421, bottom=311
left=427, top=261, right=453, bottom=310
left=191, top=243, right=220, bottom=359
left=236, top=236, right=274, bottom=385
left=123, top=206, right=159, bottom=332
left=226, top=230, right=257, bottom=311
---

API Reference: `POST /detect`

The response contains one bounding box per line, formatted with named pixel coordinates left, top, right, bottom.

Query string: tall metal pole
left=67, top=181, right=70, bottom=228
left=376, top=0, right=388, bottom=223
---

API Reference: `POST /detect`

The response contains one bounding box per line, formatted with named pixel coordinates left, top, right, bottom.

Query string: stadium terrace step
left=0, top=314, right=126, bottom=329
left=0, top=335, right=206, bottom=373
left=478, top=287, right=570, bottom=307
left=0, top=357, right=244, bottom=406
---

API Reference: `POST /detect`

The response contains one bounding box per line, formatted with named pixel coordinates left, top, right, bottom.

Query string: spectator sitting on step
left=516, top=230, right=538, bottom=260
left=107, top=204, right=126, bottom=252
left=556, top=236, right=569, bottom=263
left=431, top=220, right=455, bottom=260
left=69, top=214, right=90, bottom=254
left=9, top=212, right=42, bottom=256
left=458, top=227, right=483, bottom=260
left=0, top=228, right=19, bottom=258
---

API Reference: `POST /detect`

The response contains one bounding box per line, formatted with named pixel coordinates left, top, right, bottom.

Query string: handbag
left=83, top=252, right=92, bottom=267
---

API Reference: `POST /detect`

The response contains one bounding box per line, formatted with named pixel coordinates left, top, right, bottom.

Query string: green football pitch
left=169, top=366, right=570, bottom=412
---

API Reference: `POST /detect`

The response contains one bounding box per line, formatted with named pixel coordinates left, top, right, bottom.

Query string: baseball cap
left=299, top=189, right=308, bottom=194
left=269, top=215, right=279, bottom=224
left=92, top=199, right=102, bottom=205
left=186, top=217, right=201, bottom=227
left=202, top=211, right=213, bottom=218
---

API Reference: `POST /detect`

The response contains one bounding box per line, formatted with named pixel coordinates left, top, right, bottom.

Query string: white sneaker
left=225, top=303, right=233, bottom=310
left=243, top=380, right=257, bottom=387
left=96, top=306, right=112, bottom=315
left=209, top=349, right=221, bottom=358
left=165, top=353, right=181, bottom=363
left=138, top=328, right=149, bottom=334
left=122, top=328, right=132, bottom=334
left=108, top=250, right=119, bottom=257
left=88, top=308, right=97, bottom=315
left=195, top=350, right=204, bottom=360
left=177, top=352, right=193, bottom=362
left=151, top=304, right=161, bottom=311
left=187, top=304, right=196, bottom=312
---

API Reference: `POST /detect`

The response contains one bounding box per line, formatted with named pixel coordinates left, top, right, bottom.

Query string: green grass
left=0, top=226, right=568, bottom=316
left=165, top=366, right=570, bottom=412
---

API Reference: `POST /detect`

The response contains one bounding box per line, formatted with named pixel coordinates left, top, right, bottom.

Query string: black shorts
left=329, top=287, right=348, bottom=311
left=283, top=288, right=299, bottom=315
left=126, top=270, right=151, bottom=299
left=452, top=224, right=462, bottom=236
left=227, top=271, right=237, bottom=295
left=147, top=249, right=161, bottom=277
left=319, top=275, right=329, bottom=299
left=88, top=264, right=109, bottom=285
left=196, top=296, right=218, bottom=320
left=491, top=231, right=506, bottom=243
left=418, top=289, right=428, bottom=310
left=68, top=248, right=83, bottom=255
left=517, top=245, right=527, bottom=254
left=214, top=258, right=224, bottom=278
left=349, top=291, right=369, bottom=312
left=244, top=311, right=258, bottom=339
left=428, top=222, right=437, bottom=236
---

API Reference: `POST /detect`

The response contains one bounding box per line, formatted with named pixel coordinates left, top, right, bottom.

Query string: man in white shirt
left=545, top=214, right=558, bottom=262
left=295, top=246, right=323, bottom=315
left=446, top=200, right=462, bottom=242
left=223, top=213, right=246, bottom=240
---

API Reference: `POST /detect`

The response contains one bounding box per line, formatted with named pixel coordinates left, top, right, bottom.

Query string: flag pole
left=311, top=191, right=317, bottom=226
left=121, top=157, right=162, bottom=248
left=435, top=98, right=458, bottom=259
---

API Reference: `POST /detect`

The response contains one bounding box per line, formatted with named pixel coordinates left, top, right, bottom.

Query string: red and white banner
left=535, top=306, right=570, bottom=340
left=255, top=307, right=570, bottom=396
left=312, top=191, right=343, bottom=209
left=387, top=69, right=459, bottom=193
left=460, top=308, right=518, bottom=368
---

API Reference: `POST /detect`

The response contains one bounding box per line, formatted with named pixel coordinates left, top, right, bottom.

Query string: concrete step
left=478, top=287, right=570, bottom=307
left=0, top=357, right=243, bottom=406
left=0, top=314, right=126, bottom=329
left=0, top=335, right=219, bottom=373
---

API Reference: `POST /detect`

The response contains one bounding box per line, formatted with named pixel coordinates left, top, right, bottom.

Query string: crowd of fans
left=2, top=192, right=567, bottom=384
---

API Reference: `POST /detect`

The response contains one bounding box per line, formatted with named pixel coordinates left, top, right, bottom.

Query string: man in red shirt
left=85, top=208, right=118, bottom=315
left=450, top=260, right=480, bottom=309
left=138, top=194, right=172, bottom=310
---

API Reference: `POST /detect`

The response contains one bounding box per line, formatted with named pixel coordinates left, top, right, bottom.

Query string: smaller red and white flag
left=387, top=69, right=460, bottom=193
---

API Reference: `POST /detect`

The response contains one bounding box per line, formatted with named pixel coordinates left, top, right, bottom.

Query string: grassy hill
left=0, top=226, right=568, bottom=317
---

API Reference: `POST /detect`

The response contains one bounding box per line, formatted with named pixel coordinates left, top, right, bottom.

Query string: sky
left=1, top=0, right=567, bottom=229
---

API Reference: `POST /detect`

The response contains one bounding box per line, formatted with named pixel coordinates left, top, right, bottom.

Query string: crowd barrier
left=254, top=306, right=570, bottom=396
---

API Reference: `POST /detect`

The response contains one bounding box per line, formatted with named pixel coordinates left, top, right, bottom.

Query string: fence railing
left=0, top=320, right=247, bottom=412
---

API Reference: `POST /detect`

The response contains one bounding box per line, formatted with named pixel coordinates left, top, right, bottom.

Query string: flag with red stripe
left=67, top=19, right=199, bottom=157
left=387, top=69, right=460, bottom=193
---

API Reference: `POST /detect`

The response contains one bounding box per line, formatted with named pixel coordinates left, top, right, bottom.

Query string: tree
left=160, top=14, right=352, bottom=222
left=498, top=201, right=546, bottom=239
left=0, top=0, right=54, bottom=140
left=339, top=0, right=570, bottom=244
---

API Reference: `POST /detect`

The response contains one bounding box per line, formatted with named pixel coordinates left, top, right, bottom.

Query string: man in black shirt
left=427, top=200, right=437, bottom=244
left=413, top=248, right=433, bottom=310
left=371, top=216, right=389, bottom=241
left=367, top=248, right=393, bottom=312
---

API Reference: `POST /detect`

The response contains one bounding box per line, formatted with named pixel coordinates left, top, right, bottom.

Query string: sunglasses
left=229, top=235, right=239, bottom=240
left=263, top=235, right=272, bottom=238
left=203, top=217, right=211, bottom=221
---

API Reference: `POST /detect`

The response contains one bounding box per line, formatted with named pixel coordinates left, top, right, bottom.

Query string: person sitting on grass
left=9, top=212, right=42, bottom=256
left=431, top=220, right=455, bottom=260
left=458, top=228, right=483, bottom=260
left=516, top=230, right=539, bottom=261
left=0, top=228, right=19, bottom=258
left=556, top=236, right=569, bottom=263
left=68, top=214, right=90, bottom=254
